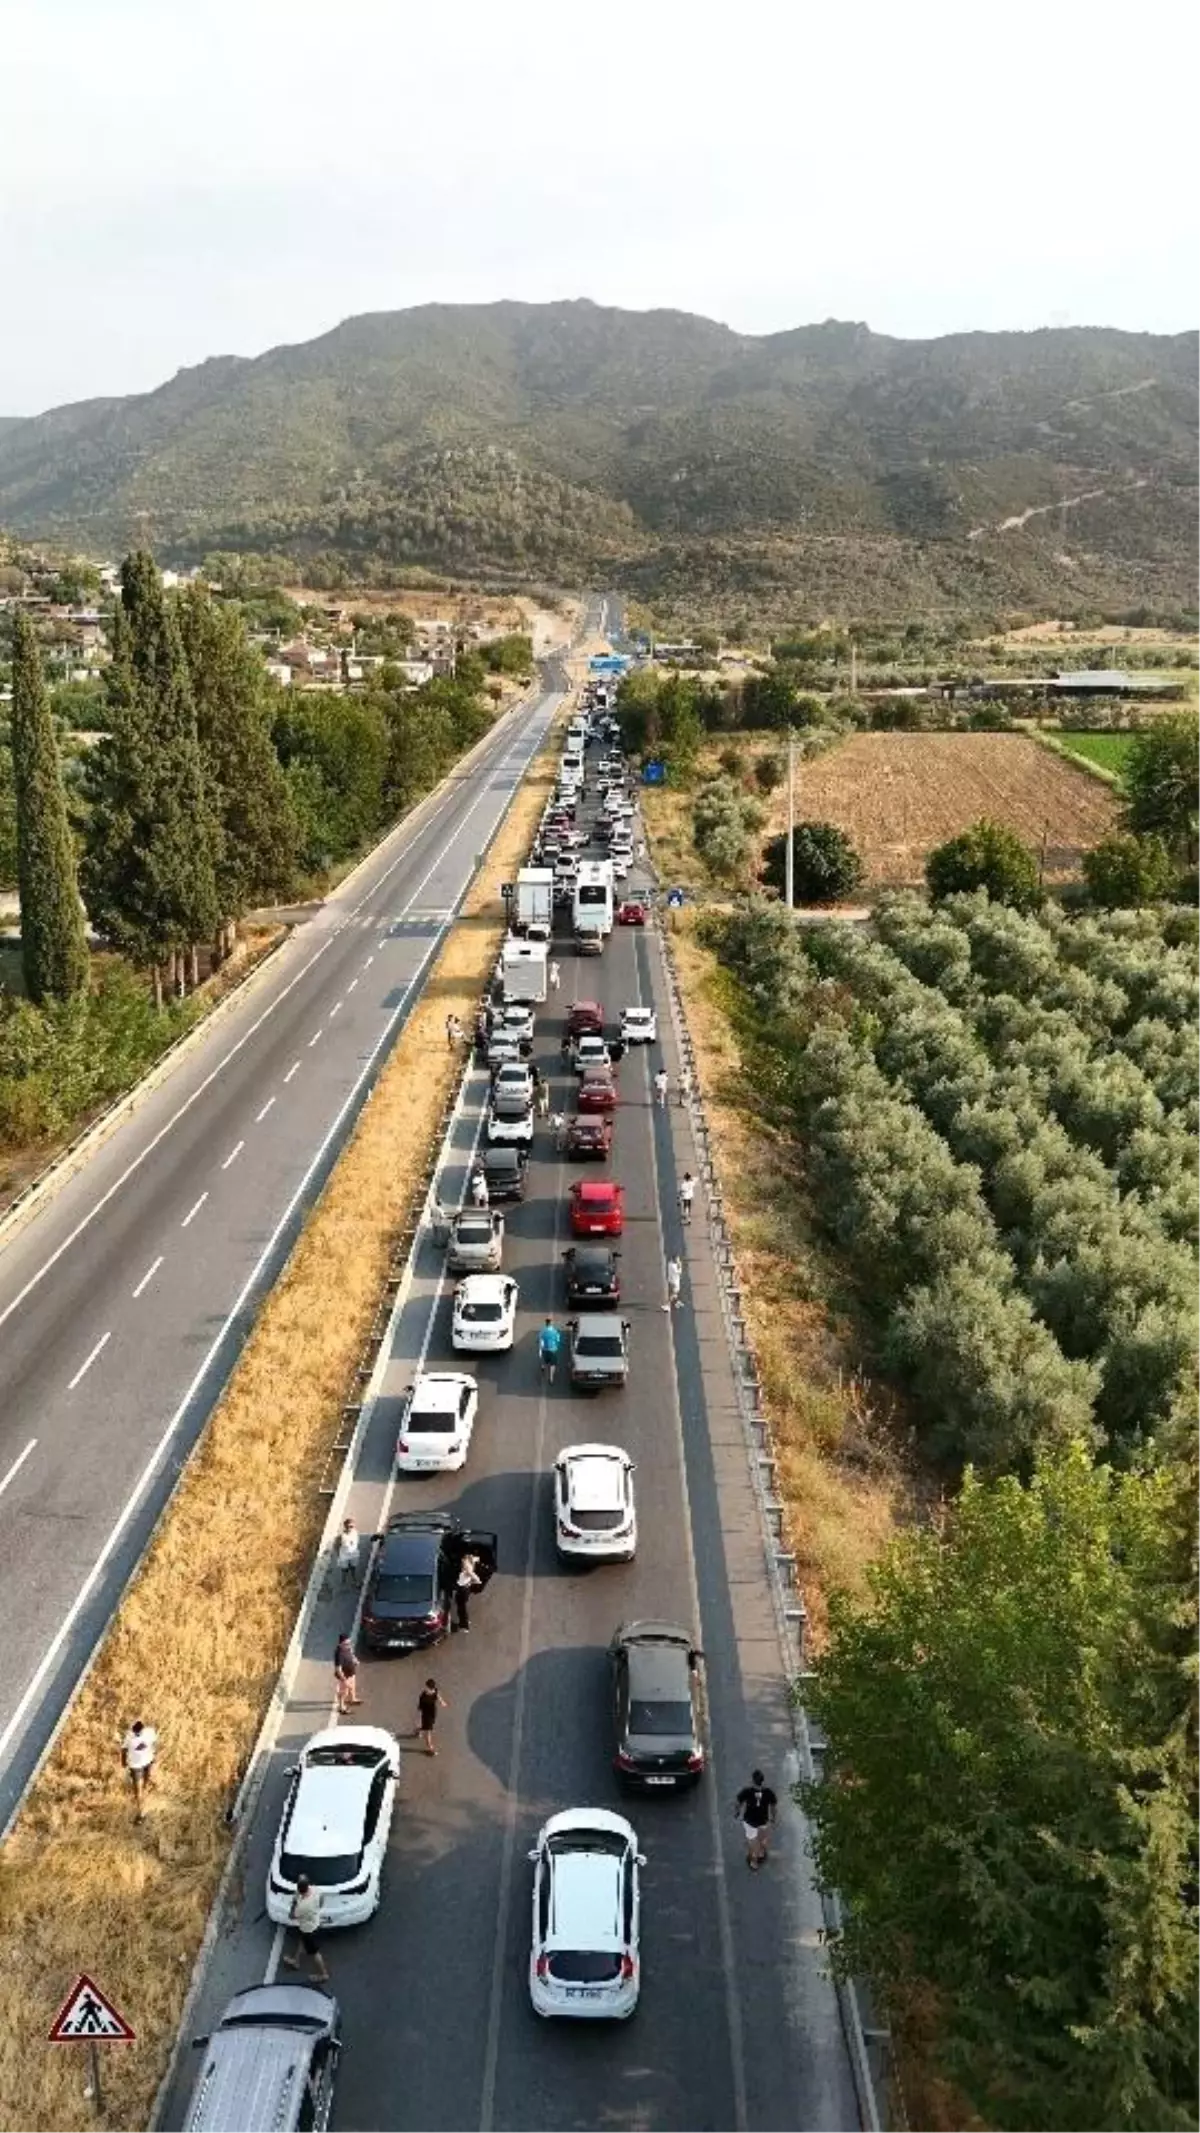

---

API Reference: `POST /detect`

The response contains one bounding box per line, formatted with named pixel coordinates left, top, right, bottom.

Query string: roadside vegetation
left=1, top=555, right=521, bottom=1175
left=0, top=688, right=565, bottom=2133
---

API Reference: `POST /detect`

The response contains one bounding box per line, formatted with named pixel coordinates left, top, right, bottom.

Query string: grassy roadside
left=663, top=912, right=910, bottom=1643
left=0, top=700, right=567, bottom=2133
left=1031, top=729, right=1126, bottom=784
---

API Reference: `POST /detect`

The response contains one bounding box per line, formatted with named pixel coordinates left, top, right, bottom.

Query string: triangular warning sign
left=48, top=1973, right=135, bottom=2044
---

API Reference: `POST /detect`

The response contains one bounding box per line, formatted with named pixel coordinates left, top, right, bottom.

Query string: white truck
left=515, top=866, right=554, bottom=941
left=501, top=937, right=549, bottom=1003
left=572, top=859, right=614, bottom=947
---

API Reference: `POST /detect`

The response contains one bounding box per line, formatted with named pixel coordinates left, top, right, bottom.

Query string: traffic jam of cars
left=246, top=678, right=703, bottom=2071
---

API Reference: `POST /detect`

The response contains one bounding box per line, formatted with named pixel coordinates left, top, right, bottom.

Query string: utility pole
left=785, top=727, right=796, bottom=909
left=850, top=639, right=858, bottom=694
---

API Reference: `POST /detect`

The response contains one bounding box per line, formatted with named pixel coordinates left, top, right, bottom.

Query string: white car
left=492, top=1062, right=535, bottom=1118
left=554, top=1444, right=637, bottom=1562
left=396, top=1371, right=479, bottom=1471
left=500, top=1002, right=535, bottom=1046
left=528, top=1808, right=644, bottom=2019
left=267, top=1726, right=400, bottom=1930
left=621, top=1006, right=657, bottom=1045
left=487, top=1106, right=535, bottom=1147
left=573, top=1033, right=610, bottom=1075
left=452, top=1274, right=518, bottom=1353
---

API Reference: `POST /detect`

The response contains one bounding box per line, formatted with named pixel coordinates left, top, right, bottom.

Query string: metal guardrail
left=654, top=911, right=891, bottom=2133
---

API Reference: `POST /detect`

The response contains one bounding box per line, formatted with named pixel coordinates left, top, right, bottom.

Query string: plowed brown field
left=784, top=733, right=1118, bottom=887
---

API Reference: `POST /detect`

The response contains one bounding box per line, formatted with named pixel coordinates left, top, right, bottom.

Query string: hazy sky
left=2, top=0, right=1195, bottom=414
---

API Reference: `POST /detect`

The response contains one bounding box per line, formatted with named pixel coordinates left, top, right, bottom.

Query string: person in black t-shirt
left=417, top=1679, right=447, bottom=1756
left=735, top=1768, right=778, bottom=1869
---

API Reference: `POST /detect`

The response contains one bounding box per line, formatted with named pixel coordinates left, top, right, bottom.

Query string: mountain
left=0, top=302, right=1195, bottom=618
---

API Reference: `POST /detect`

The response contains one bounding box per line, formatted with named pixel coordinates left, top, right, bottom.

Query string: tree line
left=5, top=551, right=511, bottom=1013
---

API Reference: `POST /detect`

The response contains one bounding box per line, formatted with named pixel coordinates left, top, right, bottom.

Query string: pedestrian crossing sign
left=48, top=1973, right=135, bottom=2044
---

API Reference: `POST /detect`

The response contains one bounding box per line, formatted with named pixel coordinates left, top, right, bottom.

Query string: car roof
left=574, top=1179, right=619, bottom=1201
left=541, top=1805, right=638, bottom=1843
left=379, top=1528, right=440, bottom=1572
left=286, top=1762, right=376, bottom=1857
left=409, top=1373, right=476, bottom=1412
left=573, top=1312, right=624, bottom=1336
left=545, top=1851, right=624, bottom=1953
left=623, top=1004, right=653, bottom=1017
left=561, top=1447, right=629, bottom=1508
left=300, top=1723, right=397, bottom=1759
left=570, top=999, right=603, bottom=1016
left=455, top=1276, right=510, bottom=1303
left=453, top=1211, right=496, bottom=1233
left=571, top=1243, right=616, bottom=1266
left=627, top=1641, right=691, bottom=1701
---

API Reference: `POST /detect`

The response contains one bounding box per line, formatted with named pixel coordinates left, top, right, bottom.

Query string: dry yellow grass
left=664, top=917, right=909, bottom=1646
left=0, top=706, right=566, bottom=2133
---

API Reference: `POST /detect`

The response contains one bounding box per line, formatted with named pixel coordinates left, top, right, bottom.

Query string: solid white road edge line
left=0, top=694, right=561, bottom=1813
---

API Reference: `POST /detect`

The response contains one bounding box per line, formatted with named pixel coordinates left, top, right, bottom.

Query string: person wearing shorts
left=735, top=1769, right=778, bottom=1868
left=417, top=1679, right=447, bottom=1755
left=283, top=1876, right=329, bottom=1980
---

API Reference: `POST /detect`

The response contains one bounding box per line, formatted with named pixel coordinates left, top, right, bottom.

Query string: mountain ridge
left=1, top=301, right=1195, bottom=616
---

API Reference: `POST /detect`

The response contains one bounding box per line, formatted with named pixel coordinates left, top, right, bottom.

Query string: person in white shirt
left=679, top=1172, right=696, bottom=1224
left=283, top=1876, right=329, bottom=1980
left=334, top=1517, right=360, bottom=1589
left=471, top=1170, right=489, bottom=1208
left=122, top=1720, right=158, bottom=1819
left=663, top=1256, right=683, bottom=1311
left=548, top=961, right=561, bottom=992
left=653, top=1068, right=669, bottom=1108
left=454, top=1551, right=483, bottom=1632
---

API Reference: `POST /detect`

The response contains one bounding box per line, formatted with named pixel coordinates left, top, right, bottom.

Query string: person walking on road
left=679, top=1171, right=696, bottom=1225
left=283, top=1877, right=329, bottom=1981
left=735, top=1770, right=778, bottom=1869
left=539, top=1317, right=562, bottom=1384
left=653, top=1065, right=669, bottom=1109
left=454, top=1552, right=483, bottom=1632
left=333, top=1633, right=361, bottom=1714
left=663, top=1255, right=683, bottom=1311
left=549, top=960, right=561, bottom=992
left=417, top=1678, right=448, bottom=1755
left=536, top=1078, right=550, bottom=1120
left=334, top=1517, right=360, bottom=1590
left=551, top=1110, right=567, bottom=1150
left=679, top=1066, right=693, bottom=1108
left=121, top=1720, right=158, bottom=1820
left=471, top=1169, right=489, bottom=1209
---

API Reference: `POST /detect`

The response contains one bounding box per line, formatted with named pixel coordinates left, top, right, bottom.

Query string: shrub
left=1083, top=832, right=1176, bottom=909
left=926, top=820, right=1042, bottom=911
left=752, top=753, right=784, bottom=794
left=762, top=821, right=864, bottom=906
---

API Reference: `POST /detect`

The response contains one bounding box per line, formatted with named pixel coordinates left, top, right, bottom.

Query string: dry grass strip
left=663, top=914, right=911, bottom=1646
left=0, top=703, right=566, bottom=2132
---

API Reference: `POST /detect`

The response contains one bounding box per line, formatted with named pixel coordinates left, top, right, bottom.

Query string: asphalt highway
left=0, top=663, right=569, bottom=1827
left=168, top=750, right=860, bottom=2129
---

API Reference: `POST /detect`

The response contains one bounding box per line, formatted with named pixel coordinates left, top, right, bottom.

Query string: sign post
left=49, top=1973, right=135, bottom=2119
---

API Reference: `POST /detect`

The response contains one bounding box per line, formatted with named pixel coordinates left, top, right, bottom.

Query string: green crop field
left=1053, top=731, right=1135, bottom=775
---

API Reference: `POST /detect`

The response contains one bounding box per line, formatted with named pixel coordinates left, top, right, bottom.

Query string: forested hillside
left=0, top=303, right=1195, bottom=616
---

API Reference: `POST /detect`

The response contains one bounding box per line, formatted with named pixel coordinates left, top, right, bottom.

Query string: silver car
left=492, top=1062, right=535, bottom=1118
left=445, top=1209, right=504, bottom=1273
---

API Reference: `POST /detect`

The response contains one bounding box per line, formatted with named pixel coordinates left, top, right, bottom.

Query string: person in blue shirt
left=538, top=1318, right=562, bottom=1383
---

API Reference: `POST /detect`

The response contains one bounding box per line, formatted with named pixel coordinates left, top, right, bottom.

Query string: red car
left=569, top=1179, right=626, bottom=1237
left=565, top=999, right=605, bottom=1041
left=577, top=1065, right=617, bottom=1113
left=566, top=1114, right=613, bottom=1159
left=617, top=900, right=648, bottom=926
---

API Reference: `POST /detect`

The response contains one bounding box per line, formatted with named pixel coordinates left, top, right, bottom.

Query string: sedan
left=452, top=1275, right=518, bottom=1353
left=568, top=1314, right=630, bottom=1391
left=491, top=1062, right=535, bottom=1118
left=572, top=1034, right=611, bottom=1075
left=486, top=1107, right=534, bottom=1147
left=617, top=901, right=648, bottom=927
left=566, top=1000, right=605, bottom=1041
left=554, top=1443, right=637, bottom=1562
left=445, top=1209, right=504, bottom=1274
left=577, top=1065, right=617, bottom=1114
left=565, top=1114, right=612, bottom=1160
left=620, top=1005, right=657, bottom=1045
left=361, top=1515, right=497, bottom=1653
left=475, top=1146, right=527, bottom=1202
left=569, top=1179, right=625, bottom=1236
left=610, top=1622, right=706, bottom=1790
left=395, top=1371, right=479, bottom=1472
left=563, top=1243, right=621, bottom=1307
left=529, top=1809, right=643, bottom=2020
left=267, top=1726, right=401, bottom=1929
left=499, top=1002, right=535, bottom=1048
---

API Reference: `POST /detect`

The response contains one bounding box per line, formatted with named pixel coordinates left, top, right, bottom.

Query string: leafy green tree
left=803, top=1444, right=1198, bottom=2132
left=8, top=611, right=89, bottom=1004
left=692, top=776, right=764, bottom=884
left=1083, top=832, right=1176, bottom=909
left=741, top=668, right=798, bottom=729
left=81, top=553, right=219, bottom=996
left=752, top=753, right=784, bottom=795
left=272, top=693, right=388, bottom=874
left=762, top=820, right=863, bottom=904
left=926, top=818, right=1042, bottom=911
left=1121, top=713, right=1199, bottom=862
left=176, top=587, right=298, bottom=939
left=0, top=741, right=18, bottom=892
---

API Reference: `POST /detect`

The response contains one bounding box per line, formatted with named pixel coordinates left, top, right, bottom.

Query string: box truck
left=501, top=938, right=549, bottom=1003
left=515, top=867, right=553, bottom=941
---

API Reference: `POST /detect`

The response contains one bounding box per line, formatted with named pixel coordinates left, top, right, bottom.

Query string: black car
left=609, top=1621, right=706, bottom=1789
left=562, top=1243, right=621, bottom=1306
left=361, top=1514, right=498, bottom=1653
left=476, top=1145, right=527, bottom=1201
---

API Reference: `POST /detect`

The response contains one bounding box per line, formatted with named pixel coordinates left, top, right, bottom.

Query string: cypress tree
left=81, top=552, right=219, bottom=997
left=9, top=608, right=89, bottom=1003
left=176, top=586, right=297, bottom=953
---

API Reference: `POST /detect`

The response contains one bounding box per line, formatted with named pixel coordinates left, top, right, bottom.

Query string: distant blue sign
left=666, top=887, right=685, bottom=909
left=589, top=654, right=630, bottom=673
left=642, top=760, right=667, bottom=786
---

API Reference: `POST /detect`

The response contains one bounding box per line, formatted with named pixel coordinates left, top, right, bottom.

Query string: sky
left=1, top=0, right=1195, bottom=415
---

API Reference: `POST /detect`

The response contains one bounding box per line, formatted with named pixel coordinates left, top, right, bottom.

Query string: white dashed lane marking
left=67, top=1332, right=111, bottom=1392
left=131, top=1256, right=163, bottom=1300
left=180, top=1192, right=208, bottom=1229
left=221, top=1141, right=245, bottom=1171
left=255, top=1097, right=276, bottom=1123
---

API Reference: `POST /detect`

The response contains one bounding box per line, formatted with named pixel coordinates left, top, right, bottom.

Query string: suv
left=185, top=1985, right=341, bottom=2133
left=563, top=1244, right=621, bottom=1306
left=361, top=1513, right=497, bottom=1652
left=475, top=1146, right=527, bottom=1202
left=528, top=1810, right=643, bottom=2020
left=609, top=1621, right=706, bottom=1790
left=568, top=1313, right=631, bottom=1390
